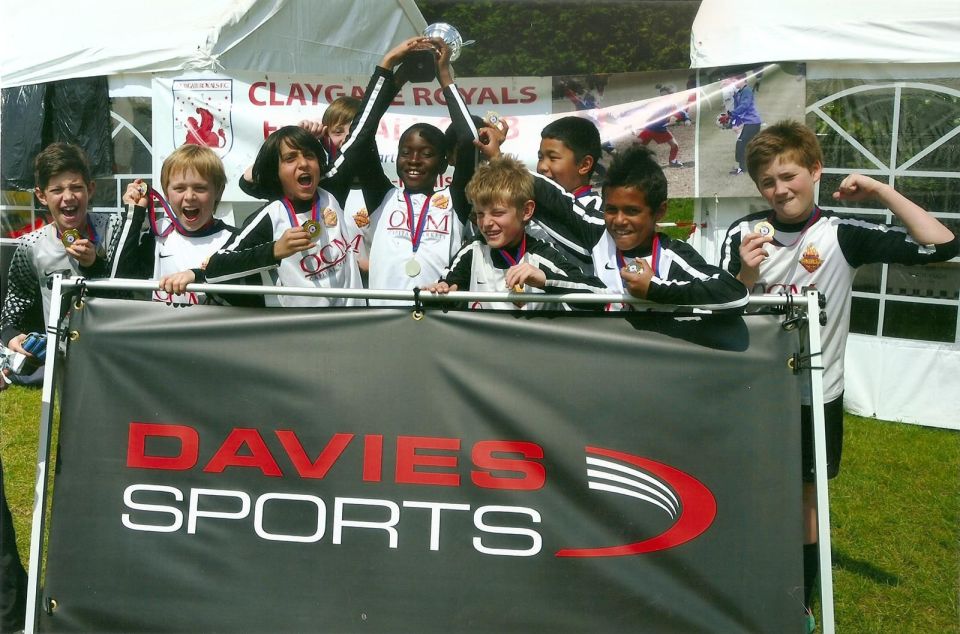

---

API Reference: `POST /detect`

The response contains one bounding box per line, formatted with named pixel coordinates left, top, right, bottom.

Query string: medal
left=404, top=191, right=431, bottom=277
left=512, top=283, right=524, bottom=293
left=753, top=220, right=775, bottom=239
left=61, top=229, right=81, bottom=248
left=302, top=219, right=322, bottom=242
left=136, top=182, right=149, bottom=197
left=625, top=260, right=641, bottom=274
left=405, top=258, right=421, bottom=277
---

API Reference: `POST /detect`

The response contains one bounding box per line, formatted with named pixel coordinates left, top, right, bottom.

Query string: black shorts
left=801, top=394, right=844, bottom=482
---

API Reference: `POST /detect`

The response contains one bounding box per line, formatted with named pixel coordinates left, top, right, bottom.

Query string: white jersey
left=150, top=217, right=233, bottom=306
left=721, top=208, right=959, bottom=402
left=205, top=191, right=364, bottom=308
left=367, top=187, right=464, bottom=307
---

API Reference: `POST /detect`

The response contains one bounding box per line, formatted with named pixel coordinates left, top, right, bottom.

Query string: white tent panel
left=0, top=0, right=426, bottom=88
left=690, top=0, right=960, bottom=68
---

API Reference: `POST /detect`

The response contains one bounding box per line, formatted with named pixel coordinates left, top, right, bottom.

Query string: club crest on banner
left=172, top=79, right=234, bottom=156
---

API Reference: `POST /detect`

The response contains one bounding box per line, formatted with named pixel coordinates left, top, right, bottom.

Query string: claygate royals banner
left=38, top=299, right=806, bottom=632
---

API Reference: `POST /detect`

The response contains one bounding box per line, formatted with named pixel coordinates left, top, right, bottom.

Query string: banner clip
left=787, top=351, right=823, bottom=374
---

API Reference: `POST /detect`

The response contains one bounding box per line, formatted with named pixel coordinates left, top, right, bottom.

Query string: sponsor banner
left=153, top=72, right=550, bottom=200
left=40, top=300, right=805, bottom=632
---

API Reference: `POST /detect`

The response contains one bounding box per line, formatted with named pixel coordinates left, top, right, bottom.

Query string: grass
left=1, top=388, right=958, bottom=632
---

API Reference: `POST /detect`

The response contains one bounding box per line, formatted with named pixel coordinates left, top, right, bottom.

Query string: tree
left=416, top=0, right=700, bottom=77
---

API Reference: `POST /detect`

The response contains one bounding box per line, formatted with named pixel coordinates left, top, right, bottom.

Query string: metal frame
left=24, top=279, right=831, bottom=633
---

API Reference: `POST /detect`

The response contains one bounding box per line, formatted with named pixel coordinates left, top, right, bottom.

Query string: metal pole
left=23, top=275, right=67, bottom=634
left=806, top=289, right=835, bottom=633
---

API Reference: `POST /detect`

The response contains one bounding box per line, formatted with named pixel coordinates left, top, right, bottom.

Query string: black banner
left=40, top=299, right=805, bottom=632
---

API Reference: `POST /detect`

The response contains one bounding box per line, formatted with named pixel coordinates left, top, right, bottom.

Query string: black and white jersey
left=529, top=173, right=749, bottom=311
left=202, top=194, right=364, bottom=308
left=111, top=205, right=241, bottom=306
left=720, top=207, right=959, bottom=401
left=348, top=66, right=479, bottom=306
left=440, top=234, right=607, bottom=311
left=2, top=213, right=120, bottom=344
left=525, top=183, right=602, bottom=275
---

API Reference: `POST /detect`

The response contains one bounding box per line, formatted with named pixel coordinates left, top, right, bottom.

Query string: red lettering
left=412, top=87, right=433, bottom=106
left=324, top=85, right=345, bottom=102
left=352, top=85, right=368, bottom=100
left=334, top=233, right=363, bottom=254
left=203, top=428, right=282, bottom=477
left=519, top=86, right=537, bottom=104
left=459, top=86, right=478, bottom=103
left=263, top=121, right=278, bottom=139
left=306, top=83, right=324, bottom=104
left=268, top=82, right=284, bottom=106
left=500, top=87, right=518, bottom=104
left=127, top=422, right=198, bottom=470
left=249, top=82, right=267, bottom=106
left=433, top=88, right=448, bottom=106
left=425, top=214, right=449, bottom=233
left=471, top=441, right=545, bottom=490
left=363, top=434, right=383, bottom=482
left=388, top=209, right=407, bottom=229
left=477, top=87, right=497, bottom=105
left=275, top=431, right=353, bottom=479
left=287, top=83, right=306, bottom=106
left=395, top=436, right=460, bottom=486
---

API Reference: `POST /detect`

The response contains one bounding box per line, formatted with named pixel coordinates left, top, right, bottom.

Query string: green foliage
left=417, top=0, right=700, bottom=76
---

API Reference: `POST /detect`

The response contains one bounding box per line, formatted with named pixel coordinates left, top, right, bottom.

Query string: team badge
left=799, top=244, right=822, bottom=273
left=431, top=193, right=450, bottom=209
left=172, top=78, right=234, bottom=158
left=323, top=208, right=338, bottom=227
left=353, top=208, right=370, bottom=228
left=61, top=229, right=81, bottom=248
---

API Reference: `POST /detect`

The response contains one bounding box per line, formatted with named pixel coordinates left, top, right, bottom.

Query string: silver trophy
left=422, top=22, right=474, bottom=62
left=405, top=23, right=475, bottom=83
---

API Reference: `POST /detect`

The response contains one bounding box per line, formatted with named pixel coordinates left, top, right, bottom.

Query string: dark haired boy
left=1, top=143, right=121, bottom=379
left=719, top=119, right=958, bottom=627
left=527, top=115, right=606, bottom=273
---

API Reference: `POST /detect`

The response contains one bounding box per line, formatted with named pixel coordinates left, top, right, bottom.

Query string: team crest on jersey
left=799, top=243, right=822, bottom=273
left=172, top=79, right=233, bottom=157
left=323, top=208, right=338, bottom=227
left=431, top=193, right=450, bottom=209
left=353, top=208, right=370, bottom=228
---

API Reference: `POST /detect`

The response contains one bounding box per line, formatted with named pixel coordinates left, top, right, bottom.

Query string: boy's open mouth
left=297, top=173, right=313, bottom=186
left=182, top=207, right=201, bottom=223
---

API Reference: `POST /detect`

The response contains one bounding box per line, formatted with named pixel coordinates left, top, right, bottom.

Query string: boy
left=719, top=119, right=958, bottom=625
left=1, top=143, right=120, bottom=380
left=480, top=137, right=748, bottom=310
left=532, top=116, right=604, bottom=273
left=113, top=144, right=262, bottom=306
left=425, top=155, right=606, bottom=310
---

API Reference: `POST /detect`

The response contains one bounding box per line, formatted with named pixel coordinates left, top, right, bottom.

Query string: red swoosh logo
left=556, top=446, right=717, bottom=557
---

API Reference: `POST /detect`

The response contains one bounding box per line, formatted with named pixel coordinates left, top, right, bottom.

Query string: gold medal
left=753, top=221, right=775, bottom=239
left=512, top=283, right=524, bottom=293
left=61, top=229, right=81, bottom=248
left=136, top=182, right=149, bottom=197
left=625, top=260, right=641, bottom=274
left=405, top=258, right=421, bottom=277
left=302, top=219, right=322, bottom=241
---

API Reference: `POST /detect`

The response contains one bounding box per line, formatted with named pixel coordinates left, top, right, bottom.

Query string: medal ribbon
left=767, top=207, right=821, bottom=247
left=498, top=234, right=527, bottom=267
left=281, top=194, right=320, bottom=229
left=147, top=188, right=215, bottom=237
left=617, top=233, right=661, bottom=277
left=404, top=190, right=431, bottom=255
left=572, top=184, right=593, bottom=199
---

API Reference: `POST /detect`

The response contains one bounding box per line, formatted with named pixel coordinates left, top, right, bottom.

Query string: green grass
left=1, top=388, right=958, bottom=631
